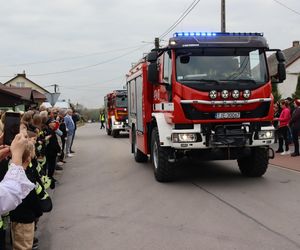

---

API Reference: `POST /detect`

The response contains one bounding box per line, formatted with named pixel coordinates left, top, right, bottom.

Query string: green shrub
left=292, top=75, right=300, bottom=99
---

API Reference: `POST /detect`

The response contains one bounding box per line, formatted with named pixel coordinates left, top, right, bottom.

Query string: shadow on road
left=113, top=133, right=129, bottom=139
left=169, top=158, right=269, bottom=186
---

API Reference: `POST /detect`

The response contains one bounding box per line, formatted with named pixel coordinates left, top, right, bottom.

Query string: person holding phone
left=0, top=133, right=35, bottom=214
left=3, top=112, right=21, bottom=146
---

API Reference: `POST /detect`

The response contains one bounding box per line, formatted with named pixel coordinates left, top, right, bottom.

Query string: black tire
left=151, top=127, right=175, bottom=182
left=237, top=147, right=269, bottom=177
left=132, top=128, right=148, bottom=162
left=112, top=130, right=119, bottom=138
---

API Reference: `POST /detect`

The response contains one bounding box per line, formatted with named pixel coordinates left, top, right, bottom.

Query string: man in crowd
left=70, top=108, right=79, bottom=154
left=64, top=109, right=75, bottom=157
left=100, top=112, right=105, bottom=129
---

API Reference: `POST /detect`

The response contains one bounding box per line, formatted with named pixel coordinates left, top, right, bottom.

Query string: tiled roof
left=0, top=86, right=23, bottom=106
left=1, top=86, right=32, bottom=101
left=32, top=89, right=46, bottom=100
left=268, top=45, right=300, bottom=76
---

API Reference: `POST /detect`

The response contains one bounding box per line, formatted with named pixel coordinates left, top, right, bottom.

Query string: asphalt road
left=39, top=123, right=300, bottom=250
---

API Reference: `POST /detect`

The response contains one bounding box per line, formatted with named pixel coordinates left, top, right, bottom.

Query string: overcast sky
left=0, top=0, right=299, bottom=108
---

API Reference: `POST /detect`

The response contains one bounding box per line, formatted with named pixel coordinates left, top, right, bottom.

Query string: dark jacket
left=289, top=107, right=300, bottom=130
left=72, top=113, right=80, bottom=130
left=59, top=118, right=67, bottom=138
left=0, top=159, right=9, bottom=181
left=30, top=159, right=53, bottom=212
left=10, top=167, right=43, bottom=223
left=46, top=128, right=61, bottom=157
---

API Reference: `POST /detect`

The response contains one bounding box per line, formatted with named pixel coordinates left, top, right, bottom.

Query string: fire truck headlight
left=221, top=90, right=229, bottom=99
left=258, top=130, right=274, bottom=139
left=114, top=121, right=121, bottom=125
left=232, top=90, right=240, bottom=99
left=172, top=133, right=198, bottom=143
left=209, top=90, right=217, bottom=99
left=170, top=40, right=177, bottom=46
left=243, top=90, right=251, bottom=99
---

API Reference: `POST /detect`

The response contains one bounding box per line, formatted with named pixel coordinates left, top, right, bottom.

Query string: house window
left=16, top=82, right=25, bottom=87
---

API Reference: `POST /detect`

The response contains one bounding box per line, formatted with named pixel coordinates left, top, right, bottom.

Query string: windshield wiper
left=220, top=79, right=257, bottom=84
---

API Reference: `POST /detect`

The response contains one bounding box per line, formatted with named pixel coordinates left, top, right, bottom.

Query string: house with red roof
left=1, top=72, right=50, bottom=109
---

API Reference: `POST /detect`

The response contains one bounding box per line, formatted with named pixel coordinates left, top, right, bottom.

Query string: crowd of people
left=0, top=105, right=79, bottom=250
left=274, top=97, right=300, bottom=157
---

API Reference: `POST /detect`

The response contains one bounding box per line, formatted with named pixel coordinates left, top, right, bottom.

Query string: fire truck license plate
left=215, top=112, right=240, bottom=119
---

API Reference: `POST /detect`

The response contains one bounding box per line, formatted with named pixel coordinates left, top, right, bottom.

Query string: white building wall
left=6, top=76, right=48, bottom=94
left=278, top=58, right=300, bottom=98
left=287, top=58, right=300, bottom=73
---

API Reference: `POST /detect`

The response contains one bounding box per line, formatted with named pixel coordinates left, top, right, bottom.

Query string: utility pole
left=221, top=0, right=226, bottom=32
left=46, top=84, right=60, bottom=106
left=51, top=84, right=59, bottom=93
left=154, top=37, right=160, bottom=49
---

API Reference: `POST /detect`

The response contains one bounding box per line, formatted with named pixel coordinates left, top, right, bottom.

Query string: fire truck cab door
left=136, top=76, right=144, bottom=132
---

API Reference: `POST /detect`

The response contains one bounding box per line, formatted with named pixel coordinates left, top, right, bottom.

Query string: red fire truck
left=104, top=90, right=128, bottom=138
left=126, top=32, right=286, bottom=182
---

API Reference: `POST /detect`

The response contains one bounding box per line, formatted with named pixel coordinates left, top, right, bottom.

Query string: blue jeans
left=66, top=134, right=73, bottom=154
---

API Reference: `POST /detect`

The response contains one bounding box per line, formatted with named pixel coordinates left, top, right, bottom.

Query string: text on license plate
left=215, top=112, right=240, bottom=119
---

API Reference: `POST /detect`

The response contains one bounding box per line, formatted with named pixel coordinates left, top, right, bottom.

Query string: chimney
left=293, top=41, right=300, bottom=47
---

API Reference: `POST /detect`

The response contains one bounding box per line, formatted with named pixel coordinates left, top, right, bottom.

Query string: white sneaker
left=67, top=154, right=74, bottom=157
left=280, top=150, right=291, bottom=155
left=57, top=161, right=64, bottom=166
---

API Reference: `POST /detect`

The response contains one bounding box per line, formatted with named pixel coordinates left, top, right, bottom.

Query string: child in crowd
left=45, top=118, right=61, bottom=189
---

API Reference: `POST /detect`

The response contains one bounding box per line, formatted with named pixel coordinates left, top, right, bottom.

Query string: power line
left=159, top=0, right=199, bottom=39
left=159, top=0, right=201, bottom=39
left=0, top=44, right=152, bottom=78
left=4, top=44, right=146, bottom=67
left=26, top=44, right=151, bottom=77
left=60, top=75, right=125, bottom=90
left=272, top=0, right=300, bottom=16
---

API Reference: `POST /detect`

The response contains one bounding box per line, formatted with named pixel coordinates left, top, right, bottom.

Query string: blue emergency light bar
left=173, top=32, right=263, bottom=37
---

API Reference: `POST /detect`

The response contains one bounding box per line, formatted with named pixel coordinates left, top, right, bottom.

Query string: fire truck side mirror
left=277, top=62, right=286, bottom=83
left=272, top=51, right=286, bottom=84
left=148, top=62, right=159, bottom=84
left=276, top=50, right=285, bottom=62
left=271, top=63, right=286, bottom=84
left=271, top=50, right=286, bottom=84
left=147, top=51, right=158, bottom=63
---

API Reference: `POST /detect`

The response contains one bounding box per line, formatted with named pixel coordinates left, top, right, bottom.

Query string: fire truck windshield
left=116, top=95, right=127, bottom=108
left=176, top=48, right=268, bottom=86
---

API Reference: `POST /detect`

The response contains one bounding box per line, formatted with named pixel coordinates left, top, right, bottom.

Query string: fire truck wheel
left=237, top=147, right=268, bottom=177
left=133, top=128, right=148, bottom=162
left=151, top=127, right=175, bottom=182
left=112, top=130, right=119, bottom=138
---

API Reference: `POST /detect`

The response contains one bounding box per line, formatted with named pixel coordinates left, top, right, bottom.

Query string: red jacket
left=278, top=107, right=291, bottom=128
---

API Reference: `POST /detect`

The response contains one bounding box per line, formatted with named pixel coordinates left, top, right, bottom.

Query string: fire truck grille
left=181, top=102, right=270, bottom=120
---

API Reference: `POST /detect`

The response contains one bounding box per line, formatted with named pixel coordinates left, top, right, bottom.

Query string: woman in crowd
left=275, top=99, right=291, bottom=155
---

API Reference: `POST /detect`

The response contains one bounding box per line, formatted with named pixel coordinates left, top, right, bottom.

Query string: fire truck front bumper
left=169, top=124, right=275, bottom=149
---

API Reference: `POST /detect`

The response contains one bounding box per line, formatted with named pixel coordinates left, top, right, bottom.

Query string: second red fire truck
left=126, top=32, right=286, bottom=182
left=104, top=90, right=128, bottom=138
